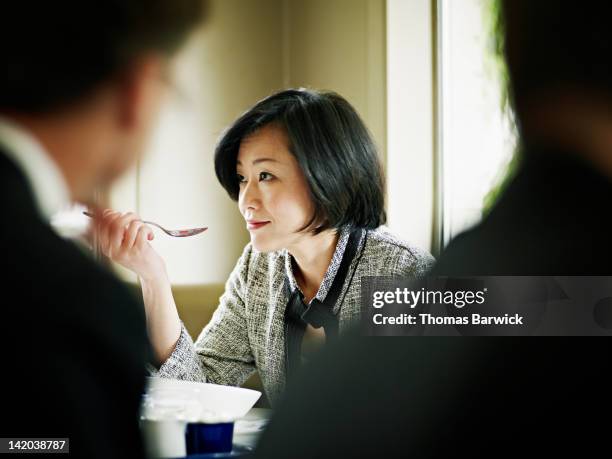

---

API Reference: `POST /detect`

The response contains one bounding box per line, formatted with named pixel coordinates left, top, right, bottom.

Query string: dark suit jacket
left=254, top=147, right=612, bottom=458
left=0, top=151, right=150, bottom=458
left=435, top=146, right=612, bottom=275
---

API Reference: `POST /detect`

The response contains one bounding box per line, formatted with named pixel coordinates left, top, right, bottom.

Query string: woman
left=96, top=89, right=434, bottom=404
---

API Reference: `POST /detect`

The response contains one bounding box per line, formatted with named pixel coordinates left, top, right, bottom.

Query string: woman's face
left=237, top=124, right=315, bottom=253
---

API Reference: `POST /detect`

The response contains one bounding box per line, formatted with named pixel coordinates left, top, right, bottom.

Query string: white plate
left=144, top=377, right=261, bottom=422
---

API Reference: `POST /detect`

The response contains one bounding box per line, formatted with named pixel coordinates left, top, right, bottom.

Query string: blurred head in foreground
left=0, top=0, right=206, bottom=203
left=503, top=0, right=612, bottom=171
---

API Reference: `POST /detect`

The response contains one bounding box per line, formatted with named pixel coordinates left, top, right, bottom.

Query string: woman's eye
left=259, top=172, right=273, bottom=181
left=237, top=174, right=246, bottom=184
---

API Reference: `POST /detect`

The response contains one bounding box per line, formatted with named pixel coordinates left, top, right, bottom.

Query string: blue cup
left=185, top=422, right=234, bottom=454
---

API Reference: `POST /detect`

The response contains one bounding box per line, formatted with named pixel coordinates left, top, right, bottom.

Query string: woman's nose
left=239, top=181, right=261, bottom=212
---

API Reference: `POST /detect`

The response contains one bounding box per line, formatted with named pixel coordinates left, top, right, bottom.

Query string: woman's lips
left=246, top=221, right=270, bottom=231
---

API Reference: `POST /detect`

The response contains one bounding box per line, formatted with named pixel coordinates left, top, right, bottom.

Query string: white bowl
left=144, top=377, right=261, bottom=422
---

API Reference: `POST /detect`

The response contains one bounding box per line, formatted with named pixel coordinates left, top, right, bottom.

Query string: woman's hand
left=92, top=209, right=181, bottom=363
left=94, top=209, right=166, bottom=282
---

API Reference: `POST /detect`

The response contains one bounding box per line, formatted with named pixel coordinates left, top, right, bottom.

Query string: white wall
left=286, top=0, right=387, bottom=160
left=386, top=0, right=436, bottom=253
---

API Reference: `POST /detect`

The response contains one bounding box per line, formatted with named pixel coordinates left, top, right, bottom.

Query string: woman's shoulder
left=361, top=226, right=436, bottom=276
left=235, top=242, right=286, bottom=280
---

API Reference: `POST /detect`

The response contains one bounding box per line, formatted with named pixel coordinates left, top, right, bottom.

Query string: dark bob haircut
left=214, top=89, right=386, bottom=233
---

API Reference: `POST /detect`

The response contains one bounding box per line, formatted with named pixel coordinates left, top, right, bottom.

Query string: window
left=437, top=0, right=516, bottom=247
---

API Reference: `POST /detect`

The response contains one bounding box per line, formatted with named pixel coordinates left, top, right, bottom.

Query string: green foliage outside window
left=481, top=0, right=522, bottom=214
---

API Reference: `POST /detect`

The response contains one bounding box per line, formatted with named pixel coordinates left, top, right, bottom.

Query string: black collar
left=283, top=227, right=364, bottom=380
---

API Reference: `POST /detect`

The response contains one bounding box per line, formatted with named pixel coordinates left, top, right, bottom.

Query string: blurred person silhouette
left=254, top=1, right=612, bottom=458
left=434, top=0, right=612, bottom=275
left=0, top=1, right=204, bottom=457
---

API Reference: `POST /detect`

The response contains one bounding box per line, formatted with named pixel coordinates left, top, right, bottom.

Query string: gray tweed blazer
left=153, top=226, right=434, bottom=404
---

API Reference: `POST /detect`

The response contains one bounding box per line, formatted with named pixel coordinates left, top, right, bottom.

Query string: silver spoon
left=83, top=211, right=208, bottom=238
